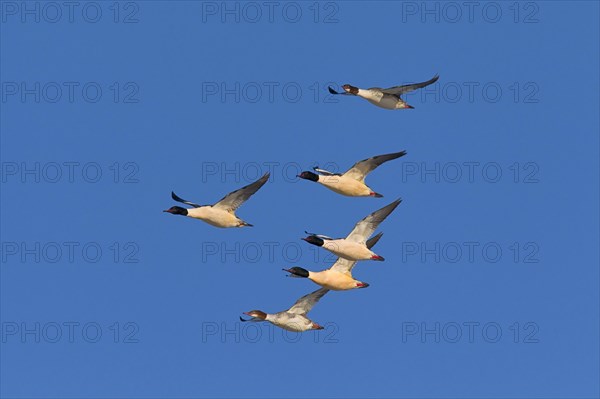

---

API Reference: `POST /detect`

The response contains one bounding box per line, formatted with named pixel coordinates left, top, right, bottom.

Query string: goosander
left=328, top=75, right=439, bottom=110
left=302, top=199, right=401, bottom=261
left=240, top=288, right=329, bottom=332
left=298, top=151, right=406, bottom=197
left=164, top=173, right=269, bottom=228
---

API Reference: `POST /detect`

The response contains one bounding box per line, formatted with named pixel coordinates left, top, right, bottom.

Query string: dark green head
left=297, top=171, right=319, bottom=182
left=283, top=267, right=309, bottom=278
left=163, top=206, right=188, bottom=216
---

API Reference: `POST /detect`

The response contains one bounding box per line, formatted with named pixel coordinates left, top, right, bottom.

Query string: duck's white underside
left=267, top=313, right=316, bottom=332
left=187, top=206, right=242, bottom=228
left=318, top=175, right=373, bottom=196
left=322, top=240, right=376, bottom=260
left=309, top=269, right=363, bottom=291
left=358, top=88, right=407, bottom=109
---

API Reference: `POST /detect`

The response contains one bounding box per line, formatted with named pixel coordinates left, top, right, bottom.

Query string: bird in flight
left=241, top=288, right=330, bottom=332
left=302, top=199, right=401, bottom=261
left=298, top=151, right=407, bottom=197
left=164, top=172, right=269, bottom=228
left=328, top=74, right=439, bottom=110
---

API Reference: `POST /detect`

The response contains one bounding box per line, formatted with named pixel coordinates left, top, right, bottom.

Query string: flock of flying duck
left=164, top=75, right=440, bottom=332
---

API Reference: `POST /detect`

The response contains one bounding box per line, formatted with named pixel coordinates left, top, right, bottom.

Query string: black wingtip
left=171, top=191, right=189, bottom=204
left=328, top=86, right=339, bottom=95
left=373, top=193, right=383, bottom=198
left=239, top=316, right=246, bottom=322
left=383, top=198, right=402, bottom=212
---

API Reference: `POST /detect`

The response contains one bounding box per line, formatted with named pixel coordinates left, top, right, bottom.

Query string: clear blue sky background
left=1, top=1, right=599, bottom=398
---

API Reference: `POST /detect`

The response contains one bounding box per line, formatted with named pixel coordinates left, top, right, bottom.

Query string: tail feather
left=366, top=232, right=383, bottom=249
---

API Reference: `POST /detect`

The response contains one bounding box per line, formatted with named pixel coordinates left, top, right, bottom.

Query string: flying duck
left=284, top=232, right=383, bottom=290
left=328, top=74, right=439, bottom=110
left=298, top=151, right=406, bottom=197
left=302, top=199, right=401, bottom=261
left=164, top=172, right=269, bottom=228
left=240, top=288, right=329, bottom=332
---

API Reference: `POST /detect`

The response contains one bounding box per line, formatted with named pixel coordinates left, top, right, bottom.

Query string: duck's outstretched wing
left=313, top=166, right=340, bottom=176
left=380, top=75, right=439, bottom=95
left=288, top=288, right=330, bottom=315
left=343, top=151, right=407, bottom=182
left=304, top=231, right=335, bottom=240
left=213, top=172, right=270, bottom=212
left=171, top=192, right=202, bottom=208
left=346, top=200, right=401, bottom=244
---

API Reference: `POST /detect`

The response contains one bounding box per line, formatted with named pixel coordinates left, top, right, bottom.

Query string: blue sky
left=1, top=1, right=599, bottom=398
